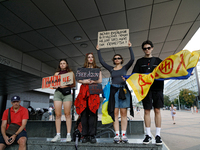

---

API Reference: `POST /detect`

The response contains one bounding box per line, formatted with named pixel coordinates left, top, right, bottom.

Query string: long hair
left=56, top=59, right=72, bottom=72
left=83, top=53, right=99, bottom=68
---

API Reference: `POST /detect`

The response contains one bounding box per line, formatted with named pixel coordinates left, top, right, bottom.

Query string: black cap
left=11, top=95, right=20, bottom=102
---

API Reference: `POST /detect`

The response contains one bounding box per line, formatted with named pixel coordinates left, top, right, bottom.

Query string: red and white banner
left=42, top=72, right=73, bottom=89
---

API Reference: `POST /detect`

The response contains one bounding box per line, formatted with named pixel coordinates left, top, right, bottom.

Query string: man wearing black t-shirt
left=132, top=40, right=164, bottom=145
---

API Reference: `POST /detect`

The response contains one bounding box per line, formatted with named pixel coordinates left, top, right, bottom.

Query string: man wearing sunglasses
left=132, top=40, right=164, bottom=146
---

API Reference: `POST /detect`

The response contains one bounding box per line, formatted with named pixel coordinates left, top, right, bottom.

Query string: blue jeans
left=112, top=84, right=130, bottom=108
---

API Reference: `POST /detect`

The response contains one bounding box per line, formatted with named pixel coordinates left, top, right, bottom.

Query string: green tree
left=164, top=95, right=171, bottom=106
left=173, top=98, right=178, bottom=106
left=179, top=89, right=197, bottom=107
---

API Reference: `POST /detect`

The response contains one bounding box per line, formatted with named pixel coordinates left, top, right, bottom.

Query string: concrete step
left=26, top=120, right=144, bottom=138
left=5, top=137, right=162, bottom=150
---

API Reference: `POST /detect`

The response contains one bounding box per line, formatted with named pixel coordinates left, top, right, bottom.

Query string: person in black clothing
left=132, top=40, right=163, bottom=145
left=75, top=53, right=102, bottom=143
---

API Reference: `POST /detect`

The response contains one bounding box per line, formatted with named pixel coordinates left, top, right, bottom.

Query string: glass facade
left=164, top=60, right=200, bottom=106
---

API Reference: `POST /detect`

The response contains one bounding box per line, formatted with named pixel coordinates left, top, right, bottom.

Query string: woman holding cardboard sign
left=96, top=41, right=134, bottom=143
left=74, top=53, right=102, bottom=143
left=51, top=59, right=76, bottom=142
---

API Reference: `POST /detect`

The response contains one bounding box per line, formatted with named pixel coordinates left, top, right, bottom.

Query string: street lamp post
left=178, top=95, right=181, bottom=111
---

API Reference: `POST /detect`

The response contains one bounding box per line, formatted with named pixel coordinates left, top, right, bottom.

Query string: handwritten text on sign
left=98, top=29, right=129, bottom=49
left=76, top=68, right=100, bottom=80
left=42, top=72, right=73, bottom=89
left=89, top=84, right=103, bottom=94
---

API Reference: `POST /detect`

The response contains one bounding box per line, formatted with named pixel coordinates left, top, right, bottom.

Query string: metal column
left=0, top=95, right=7, bottom=119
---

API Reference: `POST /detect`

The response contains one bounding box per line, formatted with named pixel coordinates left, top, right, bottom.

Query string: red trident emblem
left=138, top=74, right=154, bottom=96
left=159, top=58, right=173, bottom=74
left=176, top=54, right=186, bottom=73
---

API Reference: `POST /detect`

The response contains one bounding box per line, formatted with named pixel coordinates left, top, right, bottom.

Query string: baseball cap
left=11, top=95, right=20, bottom=102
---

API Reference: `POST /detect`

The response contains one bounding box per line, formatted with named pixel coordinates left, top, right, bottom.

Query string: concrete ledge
left=26, top=120, right=144, bottom=138
left=5, top=139, right=162, bottom=150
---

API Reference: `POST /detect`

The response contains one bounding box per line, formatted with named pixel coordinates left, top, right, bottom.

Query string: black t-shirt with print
left=132, top=57, right=164, bottom=91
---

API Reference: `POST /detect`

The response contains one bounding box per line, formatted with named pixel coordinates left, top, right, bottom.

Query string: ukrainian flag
left=101, top=81, right=113, bottom=124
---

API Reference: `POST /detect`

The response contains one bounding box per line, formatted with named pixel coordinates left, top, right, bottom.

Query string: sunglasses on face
left=113, top=57, right=122, bottom=60
left=143, top=47, right=152, bottom=50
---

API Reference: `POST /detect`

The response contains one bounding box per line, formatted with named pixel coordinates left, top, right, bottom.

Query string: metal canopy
left=0, top=0, right=200, bottom=94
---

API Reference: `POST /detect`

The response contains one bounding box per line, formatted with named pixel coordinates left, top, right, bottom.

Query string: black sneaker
left=155, top=135, right=162, bottom=145
left=90, top=135, right=97, bottom=143
left=143, top=135, right=152, bottom=144
left=82, top=136, right=90, bottom=143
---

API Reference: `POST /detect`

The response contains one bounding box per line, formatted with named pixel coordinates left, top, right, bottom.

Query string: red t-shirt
left=2, top=105, right=29, bottom=130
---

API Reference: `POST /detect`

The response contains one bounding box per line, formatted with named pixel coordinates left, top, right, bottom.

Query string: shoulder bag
left=6, top=108, right=20, bottom=136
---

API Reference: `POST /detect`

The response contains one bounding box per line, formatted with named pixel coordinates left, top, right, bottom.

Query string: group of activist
left=0, top=39, right=164, bottom=150
left=50, top=39, right=163, bottom=145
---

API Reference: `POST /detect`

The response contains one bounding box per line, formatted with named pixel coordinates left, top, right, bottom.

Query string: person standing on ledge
left=75, top=53, right=102, bottom=144
left=96, top=41, right=134, bottom=143
left=132, top=40, right=164, bottom=145
left=51, top=59, right=76, bottom=142
left=0, top=95, right=29, bottom=150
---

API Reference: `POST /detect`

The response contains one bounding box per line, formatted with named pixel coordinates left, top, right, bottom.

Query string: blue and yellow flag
left=102, top=81, right=113, bottom=124
left=126, top=50, right=200, bottom=101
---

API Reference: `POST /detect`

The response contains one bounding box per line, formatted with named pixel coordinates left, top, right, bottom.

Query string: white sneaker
left=51, top=135, right=61, bottom=142
left=66, top=135, right=71, bottom=142
left=121, top=135, right=128, bottom=143
left=113, top=135, right=120, bottom=143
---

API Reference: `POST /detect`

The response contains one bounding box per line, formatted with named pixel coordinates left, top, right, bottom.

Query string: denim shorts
left=0, top=130, right=27, bottom=145
left=53, top=90, right=72, bottom=102
left=112, top=84, right=130, bottom=108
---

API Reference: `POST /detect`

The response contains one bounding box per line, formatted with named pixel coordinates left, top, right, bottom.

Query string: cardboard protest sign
left=98, top=29, right=129, bottom=49
left=42, top=72, right=73, bottom=89
left=76, top=68, right=100, bottom=81
left=89, top=84, right=103, bottom=94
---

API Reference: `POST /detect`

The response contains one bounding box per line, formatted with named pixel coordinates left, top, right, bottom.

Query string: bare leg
left=63, top=101, right=72, bottom=133
left=120, top=108, right=127, bottom=131
left=17, top=137, right=27, bottom=150
left=113, top=108, right=119, bottom=132
left=0, top=143, right=6, bottom=150
left=54, top=101, right=63, bottom=133
left=172, top=116, right=175, bottom=124
left=154, top=108, right=161, bottom=127
left=144, top=109, right=151, bottom=127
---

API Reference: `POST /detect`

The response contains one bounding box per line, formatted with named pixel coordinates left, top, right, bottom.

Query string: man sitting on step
left=0, top=95, right=29, bottom=150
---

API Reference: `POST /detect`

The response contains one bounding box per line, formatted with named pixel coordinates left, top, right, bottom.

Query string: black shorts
left=142, top=90, right=164, bottom=109
left=0, top=130, right=27, bottom=145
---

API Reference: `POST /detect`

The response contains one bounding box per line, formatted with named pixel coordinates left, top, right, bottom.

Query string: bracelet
left=14, top=133, right=17, bottom=135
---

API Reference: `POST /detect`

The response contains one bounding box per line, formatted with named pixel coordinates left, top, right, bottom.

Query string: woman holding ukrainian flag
left=96, top=41, right=134, bottom=143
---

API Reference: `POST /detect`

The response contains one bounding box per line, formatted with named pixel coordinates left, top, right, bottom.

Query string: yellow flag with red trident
left=126, top=50, right=200, bottom=101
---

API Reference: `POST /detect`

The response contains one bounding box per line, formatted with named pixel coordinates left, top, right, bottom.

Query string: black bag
left=6, top=124, right=20, bottom=136
left=6, top=108, right=20, bottom=136
left=58, top=87, right=71, bottom=96
left=118, top=87, right=126, bottom=100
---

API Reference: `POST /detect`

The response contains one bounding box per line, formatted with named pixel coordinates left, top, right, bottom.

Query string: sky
left=183, top=27, right=200, bottom=52
left=164, top=27, right=200, bottom=85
